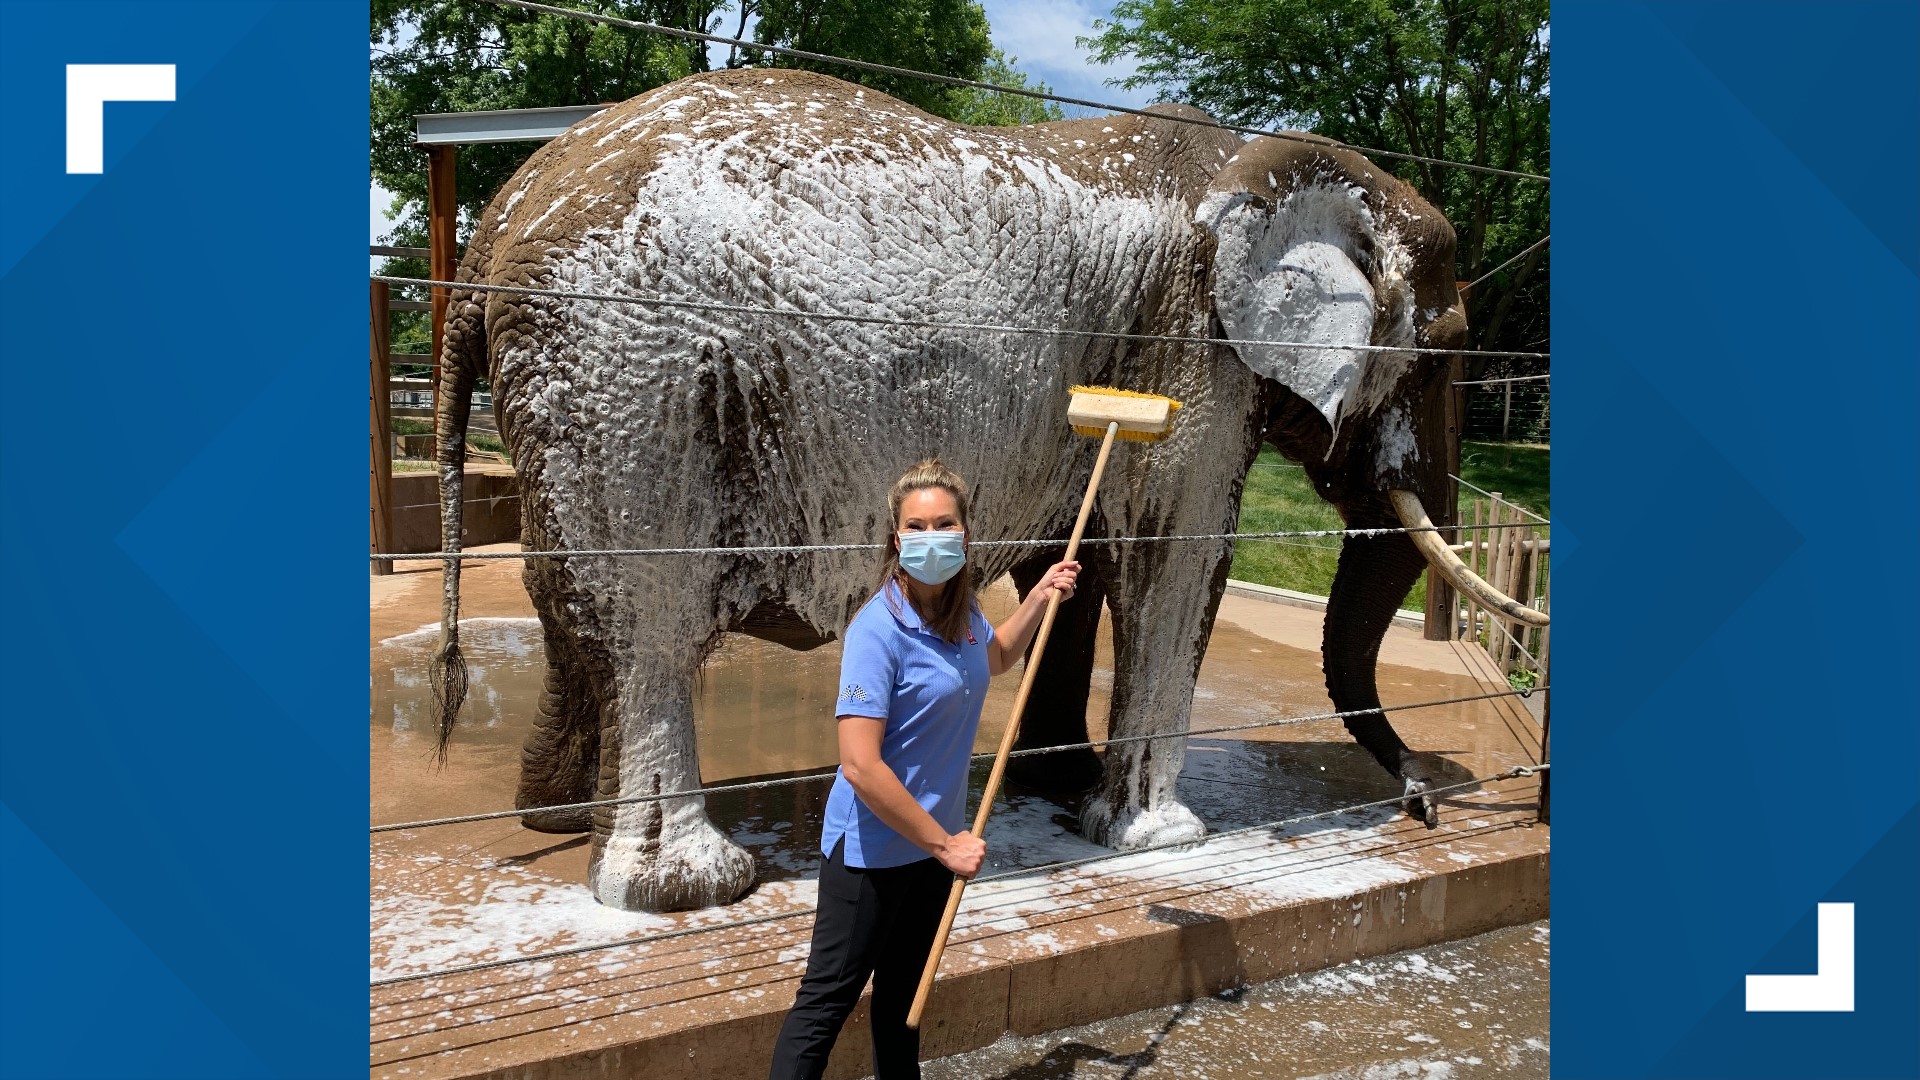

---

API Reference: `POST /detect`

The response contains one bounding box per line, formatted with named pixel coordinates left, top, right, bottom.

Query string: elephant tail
left=429, top=287, right=484, bottom=765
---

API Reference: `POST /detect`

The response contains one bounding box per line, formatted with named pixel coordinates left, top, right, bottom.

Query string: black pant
left=767, top=839, right=953, bottom=1080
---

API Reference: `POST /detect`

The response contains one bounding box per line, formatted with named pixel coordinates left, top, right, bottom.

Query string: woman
left=768, top=459, right=1080, bottom=1080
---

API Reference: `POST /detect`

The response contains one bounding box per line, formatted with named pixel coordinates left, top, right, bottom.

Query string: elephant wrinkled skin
left=427, top=70, right=1532, bottom=912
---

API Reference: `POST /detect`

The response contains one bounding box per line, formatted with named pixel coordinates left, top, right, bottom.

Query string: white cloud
left=983, top=0, right=1109, bottom=74
left=980, top=0, right=1155, bottom=114
left=697, top=0, right=1161, bottom=117
left=371, top=182, right=395, bottom=246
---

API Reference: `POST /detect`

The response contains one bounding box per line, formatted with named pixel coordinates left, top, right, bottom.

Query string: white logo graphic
left=841, top=684, right=871, bottom=704
left=1745, top=902, right=1854, bottom=1012
left=67, top=64, right=176, bottom=174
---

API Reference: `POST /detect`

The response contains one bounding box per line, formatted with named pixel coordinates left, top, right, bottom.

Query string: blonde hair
left=876, top=459, right=977, bottom=644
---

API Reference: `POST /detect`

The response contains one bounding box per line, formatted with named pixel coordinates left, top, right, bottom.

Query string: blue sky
left=370, top=0, right=1160, bottom=244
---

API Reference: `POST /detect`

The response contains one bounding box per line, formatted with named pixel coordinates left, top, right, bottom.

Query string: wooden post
left=370, top=280, right=395, bottom=575
left=1424, top=349, right=1467, bottom=640
left=1537, top=690, right=1551, bottom=825
left=1485, top=502, right=1500, bottom=655
left=426, top=143, right=458, bottom=457
left=1501, top=380, right=1513, bottom=441
left=1505, top=509, right=1528, bottom=671
left=1484, top=494, right=1506, bottom=662
left=1505, top=507, right=1526, bottom=670
left=1489, top=503, right=1508, bottom=669
left=1535, top=567, right=1552, bottom=680
left=1513, top=538, right=1536, bottom=669
left=1462, top=497, right=1483, bottom=643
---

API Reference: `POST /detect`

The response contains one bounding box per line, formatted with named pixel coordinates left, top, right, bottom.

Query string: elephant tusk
left=1389, top=489, right=1551, bottom=628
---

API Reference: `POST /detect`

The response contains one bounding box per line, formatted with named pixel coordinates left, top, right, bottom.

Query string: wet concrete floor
left=918, top=920, right=1550, bottom=1080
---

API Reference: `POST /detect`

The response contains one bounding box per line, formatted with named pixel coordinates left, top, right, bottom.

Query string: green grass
left=1227, top=440, right=1549, bottom=610
left=1457, top=441, right=1550, bottom=516
left=391, top=417, right=432, bottom=436
left=466, top=433, right=509, bottom=459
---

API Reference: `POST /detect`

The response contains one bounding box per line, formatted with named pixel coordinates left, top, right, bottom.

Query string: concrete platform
left=370, top=550, right=1547, bottom=1079
left=921, top=920, right=1551, bottom=1078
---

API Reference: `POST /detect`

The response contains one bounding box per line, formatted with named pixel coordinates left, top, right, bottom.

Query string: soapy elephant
left=427, top=69, right=1547, bottom=912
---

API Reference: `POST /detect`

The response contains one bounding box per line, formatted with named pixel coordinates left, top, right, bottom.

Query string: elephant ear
left=1197, top=183, right=1414, bottom=433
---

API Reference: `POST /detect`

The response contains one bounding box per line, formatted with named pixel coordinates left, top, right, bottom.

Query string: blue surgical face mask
left=897, top=530, right=967, bottom=585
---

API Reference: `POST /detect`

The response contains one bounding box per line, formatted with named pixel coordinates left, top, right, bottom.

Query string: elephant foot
left=1006, top=746, right=1104, bottom=794
left=589, top=822, right=756, bottom=912
left=1396, top=751, right=1455, bottom=829
left=1080, top=793, right=1207, bottom=850
left=1402, top=775, right=1439, bottom=830
left=517, top=805, right=593, bottom=834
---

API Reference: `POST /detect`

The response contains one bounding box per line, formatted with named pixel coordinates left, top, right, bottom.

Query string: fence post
left=370, top=280, right=395, bottom=575
left=1486, top=493, right=1508, bottom=665
left=426, top=143, right=458, bottom=458
left=1506, top=507, right=1528, bottom=672
left=1501, top=380, right=1513, bottom=441
left=1425, top=349, right=1467, bottom=640
left=1535, top=570, right=1551, bottom=677
left=1537, top=691, right=1551, bottom=825
left=1463, top=497, right=1484, bottom=643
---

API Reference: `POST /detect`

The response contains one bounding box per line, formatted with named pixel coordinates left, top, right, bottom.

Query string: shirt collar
left=881, top=578, right=930, bottom=634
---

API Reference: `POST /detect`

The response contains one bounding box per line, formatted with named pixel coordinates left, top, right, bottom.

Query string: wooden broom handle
left=907, top=421, right=1119, bottom=1031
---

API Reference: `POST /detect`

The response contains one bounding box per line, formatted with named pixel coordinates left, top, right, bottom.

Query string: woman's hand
left=987, top=560, right=1085, bottom=675
left=1037, top=559, right=1080, bottom=601
left=933, top=831, right=987, bottom=879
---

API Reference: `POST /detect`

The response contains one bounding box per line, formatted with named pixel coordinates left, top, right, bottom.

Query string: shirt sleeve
left=835, top=611, right=894, bottom=720
left=974, top=603, right=995, bottom=647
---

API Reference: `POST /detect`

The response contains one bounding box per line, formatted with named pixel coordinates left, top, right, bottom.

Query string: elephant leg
left=513, top=620, right=599, bottom=834
left=587, top=629, right=755, bottom=912
left=1323, top=527, right=1437, bottom=827
left=1004, top=550, right=1105, bottom=793
left=1079, top=542, right=1229, bottom=851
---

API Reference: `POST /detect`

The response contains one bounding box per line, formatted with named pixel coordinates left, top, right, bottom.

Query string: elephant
left=426, top=68, right=1546, bottom=913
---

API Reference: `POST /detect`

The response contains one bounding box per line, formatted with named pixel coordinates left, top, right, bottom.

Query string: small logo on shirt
left=967, top=628, right=977, bottom=645
left=841, top=684, right=872, bottom=704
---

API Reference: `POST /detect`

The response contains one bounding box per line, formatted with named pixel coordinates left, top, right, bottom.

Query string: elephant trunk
left=429, top=293, right=481, bottom=764
left=1322, top=517, right=1430, bottom=778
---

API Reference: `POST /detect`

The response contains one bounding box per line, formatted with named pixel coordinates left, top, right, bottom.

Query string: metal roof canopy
left=413, top=104, right=611, bottom=146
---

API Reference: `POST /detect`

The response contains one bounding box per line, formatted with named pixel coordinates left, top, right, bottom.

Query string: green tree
left=743, top=0, right=992, bottom=117
left=945, top=48, right=1066, bottom=126
left=1085, top=0, right=1550, bottom=358
left=371, top=1, right=719, bottom=246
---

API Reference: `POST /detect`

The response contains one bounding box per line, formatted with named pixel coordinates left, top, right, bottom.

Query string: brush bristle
left=1068, top=385, right=1183, bottom=411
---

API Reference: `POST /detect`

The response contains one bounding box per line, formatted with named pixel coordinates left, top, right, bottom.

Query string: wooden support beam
left=369, top=281, right=396, bottom=575
left=426, top=143, right=458, bottom=458
left=1537, top=691, right=1551, bottom=826
left=1424, top=348, right=1467, bottom=640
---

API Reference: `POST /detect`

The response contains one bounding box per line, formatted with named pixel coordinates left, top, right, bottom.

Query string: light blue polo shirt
left=820, top=579, right=995, bottom=868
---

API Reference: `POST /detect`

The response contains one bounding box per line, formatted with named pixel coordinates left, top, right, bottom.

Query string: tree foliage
left=1085, top=0, right=1550, bottom=358
left=371, top=1, right=719, bottom=245
left=743, top=0, right=991, bottom=117
left=944, top=48, right=1066, bottom=127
